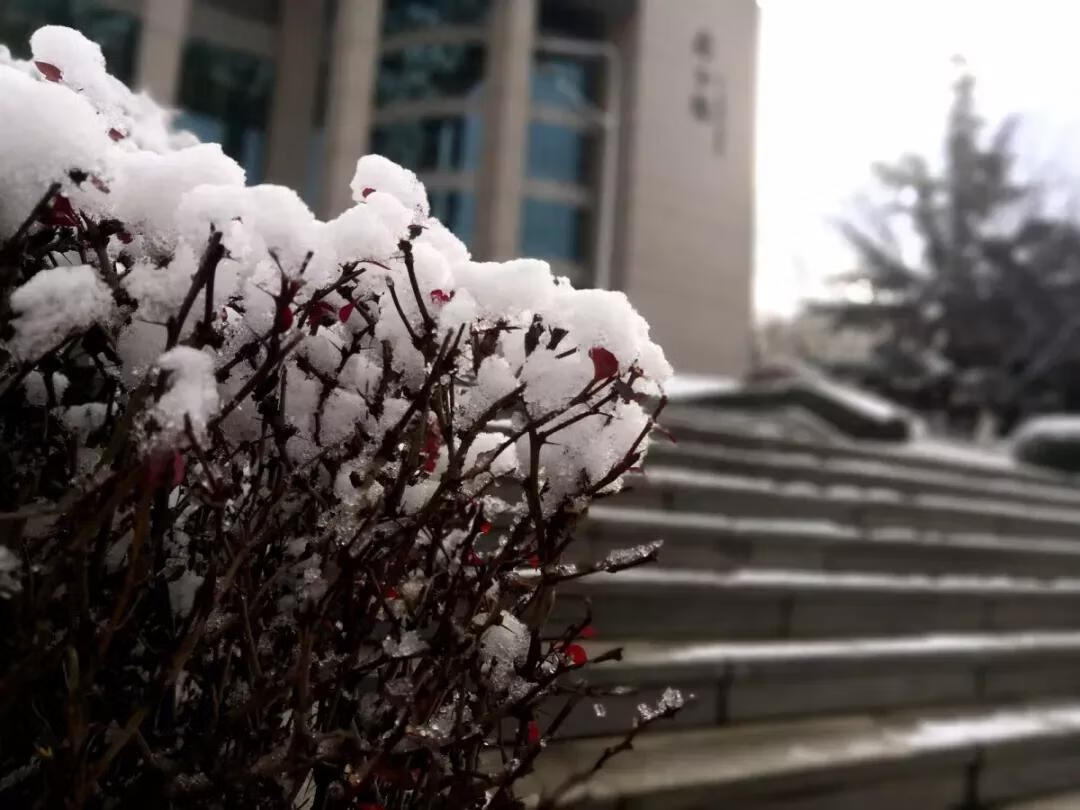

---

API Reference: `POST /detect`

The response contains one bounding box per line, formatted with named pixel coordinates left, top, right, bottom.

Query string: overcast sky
left=755, top=0, right=1080, bottom=319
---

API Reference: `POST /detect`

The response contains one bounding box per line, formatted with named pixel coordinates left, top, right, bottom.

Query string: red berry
left=361, top=187, right=376, bottom=198
left=35, top=61, right=62, bottom=82
left=108, top=127, right=125, bottom=141
left=170, top=451, right=186, bottom=488
left=383, top=586, right=399, bottom=600
left=565, top=643, right=588, bottom=666
left=480, top=521, right=492, bottom=534
left=41, top=195, right=80, bottom=228
left=588, top=346, right=619, bottom=380
left=338, top=302, right=355, bottom=322
left=527, top=721, right=541, bottom=744
left=429, top=289, right=452, bottom=304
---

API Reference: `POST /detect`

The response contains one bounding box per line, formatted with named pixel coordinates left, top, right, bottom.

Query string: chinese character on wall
left=690, top=29, right=726, bottom=156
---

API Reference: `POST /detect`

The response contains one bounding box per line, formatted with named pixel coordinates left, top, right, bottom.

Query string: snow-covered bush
left=0, top=27, right=673, bottom=810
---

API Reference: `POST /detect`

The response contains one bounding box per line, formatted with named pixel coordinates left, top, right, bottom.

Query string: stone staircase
left=526, top=406, right=1080, bottom=809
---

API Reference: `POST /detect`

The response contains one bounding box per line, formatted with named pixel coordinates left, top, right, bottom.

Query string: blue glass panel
left=526, top=122, right=595, bottom=184
left=382, top=0, right=489, bottom=35
left=520, top=198, right=588, bottom=263
left=429, top=189, right=475, bottom=245
left=173, top=111, right=266, bottom=184
left=531, top=54, right=602, bottom=109
left=377, top=42, right=485, bottom=106
left=304, top=126, right=326, bottom=208
left=372, top=115, right=482, bottom=173
left=178, top=39, right=274, bottom=181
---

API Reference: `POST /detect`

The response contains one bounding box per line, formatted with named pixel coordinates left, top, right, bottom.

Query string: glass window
left=429, top=189, right=475, bottom=245
left=178, top=40, right=275, bottom=183
left=0, top=0, right=140, bottom=85
left=526, top=122, right=595, bottom=185
left=539, top=1, right=605, bottom=40
left=377, top=42, right=485, bottom=106
left=531, top=54, right=602, bottom=110
left=382, top=0, right=489, bottom=35
left=372, top=116, right=482, bottom=173
left=195, top=0, right=283, bottom=25
left=520, top=198, right=589, bottom=263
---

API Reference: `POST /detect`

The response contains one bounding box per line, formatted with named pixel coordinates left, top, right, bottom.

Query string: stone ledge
left=521, top=700, right=1080, bottom=809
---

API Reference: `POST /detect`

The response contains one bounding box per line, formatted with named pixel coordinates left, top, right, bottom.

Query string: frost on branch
left=0, top=26, right=677, bottom=810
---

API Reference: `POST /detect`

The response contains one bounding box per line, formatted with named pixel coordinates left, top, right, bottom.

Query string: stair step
left=621, top=466, right=1080, bottom=539
left=662, top=406, right=1073, bottom=486
left=1008, top=790, right=1080, bottom=809
left=582, top=505, right=1080, bottom=577
left=650, top=440, right=1080, bottom=510
left=552, top=568, right=1080, bottom=640
left=557, top=632, right=1080, bottom=735
left=522, top=700, right=1080, bottom=809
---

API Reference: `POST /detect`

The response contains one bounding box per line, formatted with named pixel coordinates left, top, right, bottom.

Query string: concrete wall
left=613, top=0, right=757, bottom=377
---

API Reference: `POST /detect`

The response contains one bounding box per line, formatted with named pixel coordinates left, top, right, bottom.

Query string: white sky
left=755, top=0, right=1080, bottom=319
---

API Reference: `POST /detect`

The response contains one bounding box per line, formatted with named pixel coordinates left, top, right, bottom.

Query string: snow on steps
left=558, top=631, right=1080, bottom=735
left=580, top=505, right=1080, bottom=578
left=619, top=465, right=1080, bottom=539
left=522, top=700, right=1080, bottom=809
left=661, top=404, right=1072, bottom=486
left=649, top=439, right=1080, bottom=510
left=1009, top=791, right=1080, bottom=809
left=551, top=567, right=1080, bottom=641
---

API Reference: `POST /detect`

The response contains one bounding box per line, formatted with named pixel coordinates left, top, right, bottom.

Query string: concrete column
left=321, top=0, right=383, bottom=218
left=473, top=0, right=535, bottom=260
left=135, top=0, right=191, bottom=104
left=265, top=0, right=324, bottom=191
left=612, top=0, right=758, bottom=376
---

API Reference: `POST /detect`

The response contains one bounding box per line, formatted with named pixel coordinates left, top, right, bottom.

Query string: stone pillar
left=473, top=0, right=535, bottom=260
left=135, top=0, right=191, bottom=104
left=613, top=0, right=758, bottom=376
left=265, top=0, right=324, bottom=191
left=321, top=0, right=383, bottom=218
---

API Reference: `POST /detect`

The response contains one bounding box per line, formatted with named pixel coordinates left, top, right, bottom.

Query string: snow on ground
left=597, top=630, right=1080, bottom=667
left=575, top=565, right=1080, bottom=595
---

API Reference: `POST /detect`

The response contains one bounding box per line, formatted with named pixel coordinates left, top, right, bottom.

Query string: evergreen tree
left=814, top=64, right=1080, bottom=434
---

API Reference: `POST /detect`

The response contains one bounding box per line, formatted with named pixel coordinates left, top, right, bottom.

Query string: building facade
left=0, top=0, right=757, bottom=375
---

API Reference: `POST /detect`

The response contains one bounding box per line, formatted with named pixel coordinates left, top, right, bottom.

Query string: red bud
left=108, top=127, right=125, bottom=141
left=40, top=195, right=80, bottom=228
left=579, top=625, right=596, bottom=639
left=338, top=302, right=355, bottom=322
left=383, top=586, right=399, bottom=600
left=527, top=721, right=541, bottom=744
left=430, top=289, right=452, bottom=304
left=170, top=451, right=186, bottom=488
left=527, top=554, right=540, bottom=568
left=278, top=306, right=294, bottom=330
left=588, top=346, right=619, bottom=380
left=361, top=187, right=376, bottom=198
left=565, top=643, right=588, bottom=666
left=35, top=61, right=62, bottom=82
